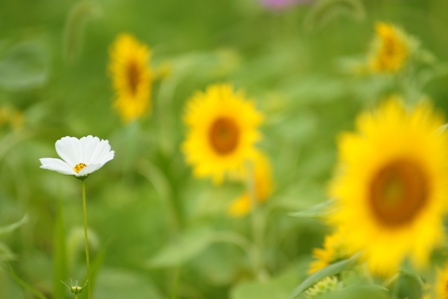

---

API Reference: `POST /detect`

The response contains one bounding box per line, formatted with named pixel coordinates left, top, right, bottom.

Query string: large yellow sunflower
left=182, top=84, right=263, bottom=184
left=228, top=150, right=274, bottom=217
left=109, top=34, right=152, bottom=123
left=368, top=22, right=411, bottom=74
left=329, top=98, right=448, bottom=275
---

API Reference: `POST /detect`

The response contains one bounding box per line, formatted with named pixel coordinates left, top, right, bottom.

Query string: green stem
left=246, top=161, right=266, bottom=281
left=170, top=267, right=180, bottom=299
left=157, top=69, right=179, bottom=155
left=136, top=160, right=182, bottom=233
left=124, top=121, right=140, bottom=176
left=82, top=180, right=92, bottom=299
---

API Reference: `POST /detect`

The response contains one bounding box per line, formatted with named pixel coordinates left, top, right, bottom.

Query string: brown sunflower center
left=382, top=36, right=398, bottom=57
left=209, top=117, right=240, bottom=155
left=369, top=159, right=429, bottom=228
left=127, top=60, right=140, bottom=95
left=74, top=163, right=87, bottom=173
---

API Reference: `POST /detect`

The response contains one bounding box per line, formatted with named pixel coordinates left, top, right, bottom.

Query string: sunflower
left=109, top=34, right=152, bottom=123
left=329, top=98, right=448, bottom=275
left=304, top=276, right=342, bottom=299
left=308, top=231, right=348, bottom=275
left=368, top=22, right=411, bottom=74
left=182, top=83, right=263, bottom=184
left=435, top=265, right=448, bottom=299
left=228, top=151, right=274, bottom=217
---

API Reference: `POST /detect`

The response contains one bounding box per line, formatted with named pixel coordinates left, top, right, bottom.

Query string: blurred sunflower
left=228, top=151, right=274, bottom=217
left=308, top=231, right=348, bottom=274
left=329, top=98, right=448, bottom=275
left=305, top=276, right=342, bottom=299
left=109, top=34, right=152, bottom=123
left=0, top=106, right=24, bottom=130
left=435, top=265, right=448, bottom=299
left=182, top=84, right=263, bottom=184
left=368, top=22, right=411, bottom=73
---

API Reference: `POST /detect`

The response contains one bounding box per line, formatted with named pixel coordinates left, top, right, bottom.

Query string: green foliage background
left=0, top=0, right=448, bottom=298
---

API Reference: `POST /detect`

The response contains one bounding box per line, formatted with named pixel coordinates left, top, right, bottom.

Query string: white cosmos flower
left=40, top=135, right=114, bottom=177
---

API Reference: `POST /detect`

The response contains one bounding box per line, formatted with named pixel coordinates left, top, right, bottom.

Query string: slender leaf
left=8, top=263, right=49, bottom=299
left=52, top=197, right=67, bottom=299
left=0, top=215, right=28, bottom=237
left=0, top=243, right=15, bottom=262
left=288, top=254, right=359, bottom=299
left=63, top=1, right=101, bottom=63
left=147, top=228, right=214, bottom=268
left=289, top=201, right=334, bottom=218
left=304, top=0, right=365, bottom=31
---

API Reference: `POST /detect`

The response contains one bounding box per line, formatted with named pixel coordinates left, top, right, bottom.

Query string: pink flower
left=260, top=0, right=312, bottom=10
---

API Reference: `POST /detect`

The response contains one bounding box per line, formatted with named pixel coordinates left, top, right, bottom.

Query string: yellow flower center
left=74, top=163, right=87, bottom=173
left=369, top=159, right=428, bottom=227
left=127, top=60, right=141, bottom=95
left=209, top=117, right=240, bottom=155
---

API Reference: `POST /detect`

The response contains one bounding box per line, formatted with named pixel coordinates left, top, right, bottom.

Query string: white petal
left=99, top=149, right=114, bottom=165
left=88, top=138, right=113, bottom=165
left=56, top=137, right=82, bottom=166
left=77, top=163, right=103, bottom=176
left=80, top=135, right=100, bottom=163
left=40, top=158, right=76, bottom=175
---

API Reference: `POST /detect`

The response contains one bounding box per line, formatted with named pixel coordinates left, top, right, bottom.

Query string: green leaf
left=95, top=268, right=163, bottom=299
left=7, top=263, right=49, bottom=299
left=320, top=285, right=390, bottom=299
left=0, top=41, right=49, bottom=90
left=288, top=254, right=359, bottom=299
left=231, top=259, right=310, bottom=299
left=146, top=228, right=214, bottom=268
left=0, top=243, right=15, bottom=262
left=392, top=272, right=424, bottom=299
left=232, top=280, right=296, bottom=299
left=0, top=215, right=28, bottom=237
left=304, top=0, right=366, bottom=31
left=418, top=63, right=448, bottom=88
left=289, top=201, right=334, bottom=218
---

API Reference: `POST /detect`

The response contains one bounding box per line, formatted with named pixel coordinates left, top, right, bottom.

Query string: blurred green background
left=1, top=0, right=448, bottom=298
